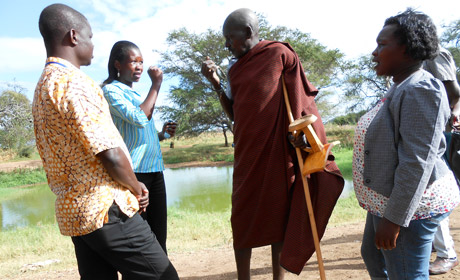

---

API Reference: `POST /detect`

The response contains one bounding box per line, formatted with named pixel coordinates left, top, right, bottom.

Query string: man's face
left=222, top=23, right=250, bottom=59
left=75, top=21, right=94, bottom=66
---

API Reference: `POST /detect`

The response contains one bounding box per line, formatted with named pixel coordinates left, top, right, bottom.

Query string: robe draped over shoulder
left=228, top=40, right=344, bottom=274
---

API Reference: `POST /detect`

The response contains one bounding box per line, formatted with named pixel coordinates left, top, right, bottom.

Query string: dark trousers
left=135, top=172, right=168, bottom=254
left=71, top=203, right=178, bottom=280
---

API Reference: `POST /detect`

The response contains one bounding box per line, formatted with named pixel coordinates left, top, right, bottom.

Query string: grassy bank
left=0, top=168, right=48, bottom=202
left=161, top=131, right=234, bottom=164
left=0, top=129, right=362, bottom=278
left=0, top=197, right=365, bottom=279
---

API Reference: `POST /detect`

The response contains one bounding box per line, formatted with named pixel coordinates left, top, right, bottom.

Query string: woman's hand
left=159, top=121, right=177, bottom=141
left=163, top=121, right=177, bottom=138
left=147, top=66, right=163, bottom=85
left=375, top=217, right=401, bottom=250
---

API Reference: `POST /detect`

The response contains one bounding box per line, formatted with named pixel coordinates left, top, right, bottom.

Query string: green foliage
left=339, top=55, right=390, bottom=112
left=157, top=15, right=345, bottom=139
left=330, top=110, right=367, bottom=126
left=325, top=124, right=355, bottom=148
left=441, top=19, right=460, bottom=47
left=156, top=28, right=232, bottom=145
left=163, top=143, right=233, bottom=164
left=259, top=17, right=344, bottom=89
left=0, top=89, right=34, bottom=151
left=18, top=145, right=36, bottom=158
left=161, top=131, right=234, bottom=164
left=0, top=168, right=47, bottom=189
left=441, top=19, right=460, bottom=80
left=333, top=147, right=353, bottom=180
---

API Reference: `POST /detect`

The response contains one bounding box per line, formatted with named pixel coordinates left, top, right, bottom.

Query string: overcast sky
left=1, top=0, right=459, bottom=116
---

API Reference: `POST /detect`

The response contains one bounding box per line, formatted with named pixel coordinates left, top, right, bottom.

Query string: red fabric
left=228, top=40, right=344, bottom=274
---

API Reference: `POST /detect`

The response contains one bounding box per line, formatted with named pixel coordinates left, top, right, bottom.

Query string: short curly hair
left=384, top=8, right=439, bottom=60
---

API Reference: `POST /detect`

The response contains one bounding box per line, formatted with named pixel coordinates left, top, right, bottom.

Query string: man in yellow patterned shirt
left=33, top=4, right=178, bottom=279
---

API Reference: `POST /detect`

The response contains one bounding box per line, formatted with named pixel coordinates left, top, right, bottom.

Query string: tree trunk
left=223, top=129, right=229, bottom=147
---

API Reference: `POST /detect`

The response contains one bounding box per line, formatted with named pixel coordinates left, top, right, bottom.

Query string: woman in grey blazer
left=353, top=9, right=460, bottom=279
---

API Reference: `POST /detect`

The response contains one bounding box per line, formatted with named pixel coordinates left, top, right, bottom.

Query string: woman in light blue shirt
left=102, top=40, right=176, bottom=254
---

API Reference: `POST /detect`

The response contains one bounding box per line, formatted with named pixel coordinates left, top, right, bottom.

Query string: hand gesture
left=201, top=56, right=220, bottom=89
left=136, top=182, right=149, bottom=213
left=147, top=66, right=163, bottom=85
left=162, top=121, right=177, bottom=138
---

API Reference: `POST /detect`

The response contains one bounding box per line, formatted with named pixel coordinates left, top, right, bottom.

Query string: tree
left=259, top=17, right=344, bottom=90
left=0, top=89, right=34, bottom=152
left=339, top=18, right=460, bottom=114
left=156, top=28, right=233, bottom=146
left=156, top=15, right=345, bottom=145
left=339, top=55, right=390, bottom=112
left=441, top=19, right=460, bottom=80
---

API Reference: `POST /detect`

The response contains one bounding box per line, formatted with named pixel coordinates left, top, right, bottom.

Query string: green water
left=0, top=166, right=352, bottom=231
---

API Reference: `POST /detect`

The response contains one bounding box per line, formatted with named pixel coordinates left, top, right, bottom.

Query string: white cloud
left=0, top=37, right=45, bottom=73
left=2, top=0, right=460, bottom=103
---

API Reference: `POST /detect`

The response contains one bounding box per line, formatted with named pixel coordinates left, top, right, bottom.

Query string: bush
left=330, top=110, right=367, bottom=125
left=0, top=149, right=16, bottom=161
left=325, top=124, right=355, bottom=148
left=18, top=145, right=36, bottom=158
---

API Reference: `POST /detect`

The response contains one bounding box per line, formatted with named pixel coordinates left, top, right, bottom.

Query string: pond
left=0, top=166, right=353, bottom=231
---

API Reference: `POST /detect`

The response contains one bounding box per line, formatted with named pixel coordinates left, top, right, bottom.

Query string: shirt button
left=364, top=150, right=370, bottom=155
left=365, top=179, right=371, bottom=184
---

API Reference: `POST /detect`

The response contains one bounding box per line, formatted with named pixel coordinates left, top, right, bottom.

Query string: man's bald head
left=39, top=3, right=89, bottom=47
left=222, top=8, right=260, bottom=58
left=223, top=8, right=259, bottom=37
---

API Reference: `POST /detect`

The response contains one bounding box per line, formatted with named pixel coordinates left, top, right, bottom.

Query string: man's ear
left=245, top=26, right=253, bottom=39
left=69, top=29, right=78, bottom=46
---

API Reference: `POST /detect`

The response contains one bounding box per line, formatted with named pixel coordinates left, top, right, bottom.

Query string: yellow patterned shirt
left=33, top=57, right=139, bottom=236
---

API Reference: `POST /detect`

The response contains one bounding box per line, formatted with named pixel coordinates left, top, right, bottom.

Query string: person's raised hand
left=163, top=121, right=177, bottom=138
left=147, top=66, right=163, bottom=85
left=375, top=217, right=400, bottom=250
left=201, top=56, right=220, bottom=89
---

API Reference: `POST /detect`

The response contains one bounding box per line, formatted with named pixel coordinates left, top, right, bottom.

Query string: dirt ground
left=0, top=159, right=43, bottom=172
left=4, top=160, right=460, bottom=279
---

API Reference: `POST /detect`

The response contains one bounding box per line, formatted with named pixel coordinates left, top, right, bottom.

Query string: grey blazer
left=363, top=69, right=451, bottom=227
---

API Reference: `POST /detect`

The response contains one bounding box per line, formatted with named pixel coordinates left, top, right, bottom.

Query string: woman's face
left=372, top=24, right=409, bottom=78
left=116, top=48, right=143, bottom=87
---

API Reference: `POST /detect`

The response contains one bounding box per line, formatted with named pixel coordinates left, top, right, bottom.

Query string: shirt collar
left=111, top=80, right=142, bottom=98
left=46, top=57, right=78, bottom=70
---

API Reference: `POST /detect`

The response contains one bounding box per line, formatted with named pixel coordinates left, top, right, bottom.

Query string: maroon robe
left=228, top=40, right=344, bottom=274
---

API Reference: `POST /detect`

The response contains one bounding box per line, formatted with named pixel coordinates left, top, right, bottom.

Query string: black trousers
left=135, top=172, right=168, bottom=254
left=71, top=203, right=178, bottom=280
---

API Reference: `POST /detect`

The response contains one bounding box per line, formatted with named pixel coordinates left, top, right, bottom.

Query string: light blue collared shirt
left=102, top=80, right=164, bottom=173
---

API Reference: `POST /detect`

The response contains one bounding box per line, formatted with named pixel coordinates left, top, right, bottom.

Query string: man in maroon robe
left=201, top=8, right=344, bottom=279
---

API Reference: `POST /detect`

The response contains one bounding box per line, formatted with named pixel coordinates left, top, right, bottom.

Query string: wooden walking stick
left=282, top=75, right=339, bottom=280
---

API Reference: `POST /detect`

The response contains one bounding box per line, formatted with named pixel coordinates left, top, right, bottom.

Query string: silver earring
left=117, top=71, right=120, bottom=78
